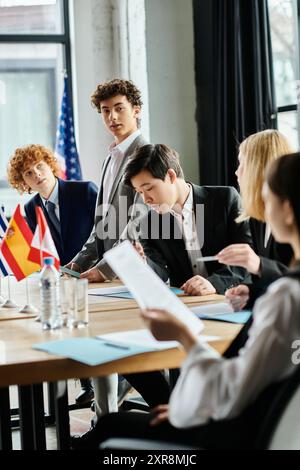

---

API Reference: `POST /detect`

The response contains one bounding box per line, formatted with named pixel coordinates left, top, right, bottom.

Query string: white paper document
left=97, top=329, right=220, bottom=350
left=190, top=302, right=234, bottom=316
left=103, top=241, right=204, bottom=334
left=98, top=329, right=179, bottom=350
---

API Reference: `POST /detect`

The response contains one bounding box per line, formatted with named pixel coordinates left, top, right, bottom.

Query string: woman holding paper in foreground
left=71, top=153, right=300, bottom=450
left=217, top=130, right=294, bottom=310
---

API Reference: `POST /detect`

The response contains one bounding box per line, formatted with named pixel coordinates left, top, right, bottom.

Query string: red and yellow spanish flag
left=0, top=205, right=40, bottom=281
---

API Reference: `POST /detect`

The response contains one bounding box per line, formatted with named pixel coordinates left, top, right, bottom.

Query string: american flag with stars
left=55, top=76, right=82, bottom=181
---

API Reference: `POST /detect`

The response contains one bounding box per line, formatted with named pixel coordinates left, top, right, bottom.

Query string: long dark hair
left=266, top=152, right=300, bottom=234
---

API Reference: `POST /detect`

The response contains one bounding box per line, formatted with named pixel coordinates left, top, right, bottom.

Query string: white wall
left=71, top=0, right=199, bottom=184
left=70, top=0, right=150, bottom=185
left=145, top=0, right=199, bottom=183
left=70, top=0, right=115, bottom=184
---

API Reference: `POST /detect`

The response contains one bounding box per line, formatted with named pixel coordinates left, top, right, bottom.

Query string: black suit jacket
left=240, top=218, right=294, bottom=309
left=24, top=178, right=98, bottom=266
left=250, top=218, right=293, bottom=280
left=140, top=184, right=252, bottom=294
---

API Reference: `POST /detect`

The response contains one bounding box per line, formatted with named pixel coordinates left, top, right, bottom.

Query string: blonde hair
left=7, top=144, right=60, bottom=194
left=236, top=130, right=294, bottom=222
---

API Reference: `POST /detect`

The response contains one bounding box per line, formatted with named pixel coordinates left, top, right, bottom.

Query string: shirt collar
left=108, top=129, right=141, bottom=157
left=182, top=184, right=194, bottom=216
left=171, top=183, right=193, bottom=220
left=41, top=178, right=59, bottom=207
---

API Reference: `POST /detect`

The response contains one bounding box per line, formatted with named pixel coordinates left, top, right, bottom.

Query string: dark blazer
left=250, top=218, right=293, bottom=281
left=24, top=178, right=98, bottom=266
left=140, top=184, right=252, bottom=294
left=241, top=218, right=294, bottom=308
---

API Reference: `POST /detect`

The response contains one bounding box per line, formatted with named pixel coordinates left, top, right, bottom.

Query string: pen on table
left=196, top=256, right=218, bottom=262
left=99, top=341, right=130, bottom=350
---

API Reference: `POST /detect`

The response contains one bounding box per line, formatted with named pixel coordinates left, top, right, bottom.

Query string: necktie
left=46, top=201, right=61, bottom=236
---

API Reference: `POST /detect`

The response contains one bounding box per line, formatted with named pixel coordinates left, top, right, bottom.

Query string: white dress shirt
left=41, top=178, right=60, bottom=220
left=173, top=185, right=207, bottom=277
left=169, top=276, right=300, bottom=428
left=102, top=129, right=141, bottom=208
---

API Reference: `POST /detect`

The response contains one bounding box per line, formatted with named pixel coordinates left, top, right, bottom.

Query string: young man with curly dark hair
left=67, top=79, right=148, bottom=424
left=69, top=78, right=146, bottom=282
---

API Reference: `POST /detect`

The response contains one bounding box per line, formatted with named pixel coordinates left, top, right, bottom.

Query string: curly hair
left=91, top=79, right=143, bottom=113
left=7, top=144, right=60, bottom=194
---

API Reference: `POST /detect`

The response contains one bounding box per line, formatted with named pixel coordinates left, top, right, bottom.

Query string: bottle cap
left=43, top=257, right=54, bottom=266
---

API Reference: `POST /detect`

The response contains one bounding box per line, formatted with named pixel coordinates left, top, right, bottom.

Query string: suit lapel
left=192, top=184, right=212, bottom=256
left=97, top=155, right=112, bottom=206
left=107, top=134, right=146, bottom=207
left=159, top=211, right=191, bottom=275
left=57, top=179, right=69, bottom=244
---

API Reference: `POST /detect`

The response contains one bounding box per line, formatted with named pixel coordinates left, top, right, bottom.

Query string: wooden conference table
left=0, top=276, right=243, bottom=450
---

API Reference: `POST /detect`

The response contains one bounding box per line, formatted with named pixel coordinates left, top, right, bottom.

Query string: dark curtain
left=193, top=0, right=277, bottom=186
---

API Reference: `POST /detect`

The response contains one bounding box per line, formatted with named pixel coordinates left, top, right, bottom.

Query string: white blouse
left=169, top=277, right=300, bottom=428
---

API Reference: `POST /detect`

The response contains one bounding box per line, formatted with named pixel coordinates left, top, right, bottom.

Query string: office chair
left=255, top=365, right=300, bottom=450
left=100, top=366, right=300, bottom=451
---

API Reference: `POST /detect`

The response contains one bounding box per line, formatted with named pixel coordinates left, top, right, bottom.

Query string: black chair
left=255, top=365, right=300, bottom=450
left=100, top=366, right=300, bottom=451
left=100, top=438, right=199, bottom=450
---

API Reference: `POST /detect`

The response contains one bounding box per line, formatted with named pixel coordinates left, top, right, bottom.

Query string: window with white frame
left=268, top=0, right=300, bottom=148
left=0, top=0, right=72, bottom=216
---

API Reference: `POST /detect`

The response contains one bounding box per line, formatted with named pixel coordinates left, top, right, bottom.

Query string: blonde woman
left=217, top=129, right=294, bottom=309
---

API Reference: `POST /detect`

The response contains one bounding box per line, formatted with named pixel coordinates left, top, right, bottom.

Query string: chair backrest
left=255, top=366, right=300, bottom=450
left=268, top=386, right=300, bottom=450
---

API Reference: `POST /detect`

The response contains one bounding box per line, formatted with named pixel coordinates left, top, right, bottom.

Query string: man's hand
left=80, top=266, right=106, bottom=283
left=132, top=241, right=146, bottom=261
left=225, top=284, right=250, bottom=311
left=150, top=404, right=169, bottom=426
left=217, top=244, right=261, bottom=275
left=181, top=275, right=216, bottom=296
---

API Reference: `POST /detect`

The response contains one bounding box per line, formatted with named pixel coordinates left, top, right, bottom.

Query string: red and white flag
left=28, top=206, right=60, bottom=270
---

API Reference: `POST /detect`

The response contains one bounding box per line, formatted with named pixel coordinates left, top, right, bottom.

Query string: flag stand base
left=19, top=304, right=38, bottom=314
left=1, top=299, right=18, bottom=308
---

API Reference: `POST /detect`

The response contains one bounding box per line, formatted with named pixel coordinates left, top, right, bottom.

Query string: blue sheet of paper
left=102, top=291, right=134, bottom=299
left=196, top=310, right=252, bottom=324
left=33, top=337, right=157, bottom=366
left=92, top=286, right=185, bottom=300
left=170, top=287, right=185, bottom=295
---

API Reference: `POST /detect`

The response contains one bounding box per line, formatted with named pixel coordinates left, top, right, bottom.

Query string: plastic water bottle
left=40, top=257, right=62, bottom=330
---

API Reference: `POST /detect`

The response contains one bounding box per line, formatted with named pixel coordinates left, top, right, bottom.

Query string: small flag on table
left=28, top=207, right=60, bottom=270
left=0, top=205, right=11, bottom=277
left=0, top=205, right=40, bottom=281
left=55, top=76, right=82, bottom=181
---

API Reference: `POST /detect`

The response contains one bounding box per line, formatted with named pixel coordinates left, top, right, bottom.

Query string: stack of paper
left=190, top=303, right=252, bottom=324
left=89, top=286, right=184, bottom=299
left=33, top=329, right=220, bottom=366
